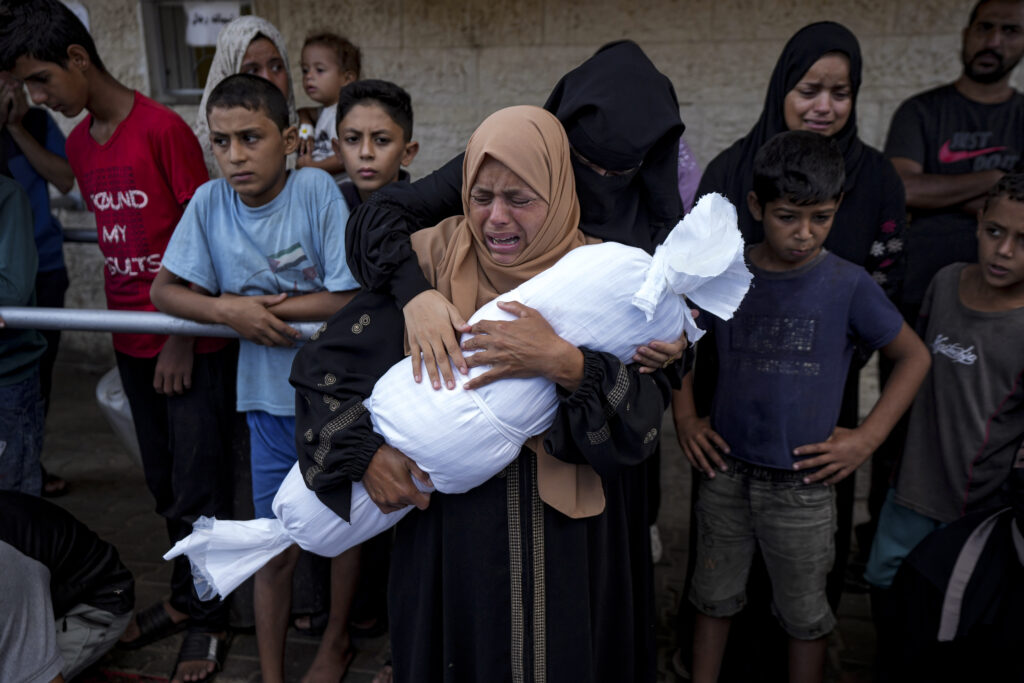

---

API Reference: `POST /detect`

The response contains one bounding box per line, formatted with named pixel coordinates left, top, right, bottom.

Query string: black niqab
left=545, top=39, right=685, bottom=253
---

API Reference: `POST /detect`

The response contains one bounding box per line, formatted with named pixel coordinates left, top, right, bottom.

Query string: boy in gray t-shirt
left=866, top=172, right=1024, bottom=592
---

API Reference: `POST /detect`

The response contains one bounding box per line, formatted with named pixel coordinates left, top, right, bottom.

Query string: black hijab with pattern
left=544, top=40, right=685, bottom=253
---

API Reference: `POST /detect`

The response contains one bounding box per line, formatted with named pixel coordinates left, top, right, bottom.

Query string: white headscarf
left=193, top=16, right=297, bottom=178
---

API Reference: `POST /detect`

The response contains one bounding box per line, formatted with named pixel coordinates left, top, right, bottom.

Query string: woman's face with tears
left=469, top=157, right=550, bottom=265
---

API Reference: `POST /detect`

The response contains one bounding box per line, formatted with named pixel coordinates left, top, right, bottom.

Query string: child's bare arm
left=295, top=153, right=345, bottom=175
left=266, top=289, right=357, bottom=321
left=150, top=266, right=297, bottom=346
left=794, top=323, right=931, bottom=485
left=672, top=372, right=731, bottom=477
left=297, top=107, right=317, bottom=125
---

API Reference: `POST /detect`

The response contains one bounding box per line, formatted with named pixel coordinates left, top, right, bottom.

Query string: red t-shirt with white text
left=66, top=92, right=224, bottom=357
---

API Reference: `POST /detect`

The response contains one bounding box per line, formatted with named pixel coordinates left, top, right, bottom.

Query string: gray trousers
left=57, top=603, right=132, bottom=680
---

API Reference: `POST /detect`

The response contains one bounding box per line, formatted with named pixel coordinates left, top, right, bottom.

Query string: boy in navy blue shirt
left=674, top=131, right=931, bottom=683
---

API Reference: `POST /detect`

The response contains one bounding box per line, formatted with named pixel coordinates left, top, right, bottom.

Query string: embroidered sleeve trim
left=312, top=402, right=369, bottom=468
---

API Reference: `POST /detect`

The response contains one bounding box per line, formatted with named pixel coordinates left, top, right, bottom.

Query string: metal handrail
left=62, top=228, right=99, bottom=243
left=0, top=307, right=324, bottom=340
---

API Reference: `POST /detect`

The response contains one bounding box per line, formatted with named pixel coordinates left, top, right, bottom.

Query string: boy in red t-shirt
left=1, top=2, right=235, bottom=680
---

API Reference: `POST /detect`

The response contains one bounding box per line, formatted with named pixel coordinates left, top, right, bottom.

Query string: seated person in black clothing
left=0, top=491, right=134, bottom=682
left=886, top=465, right=1024, bottom=683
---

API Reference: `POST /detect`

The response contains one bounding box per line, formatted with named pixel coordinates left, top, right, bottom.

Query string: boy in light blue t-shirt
left=151, top=74, right=359, bottom=683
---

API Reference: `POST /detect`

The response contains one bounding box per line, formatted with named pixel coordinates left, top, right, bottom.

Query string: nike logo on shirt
left=938, top=140, right=1008, bottom=164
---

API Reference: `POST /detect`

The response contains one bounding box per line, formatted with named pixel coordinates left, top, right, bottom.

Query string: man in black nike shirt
left=886, top=0, right=1024, bottom=318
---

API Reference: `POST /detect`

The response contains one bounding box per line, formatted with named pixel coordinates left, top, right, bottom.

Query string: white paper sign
left=183, top=2, right=240, bottom=47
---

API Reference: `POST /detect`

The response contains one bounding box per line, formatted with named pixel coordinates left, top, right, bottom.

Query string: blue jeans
left=0, top=369, right=44, bottom=495
left=864, top=488, right=942, bottom=589
left=689, top=456, right=838, bottom=639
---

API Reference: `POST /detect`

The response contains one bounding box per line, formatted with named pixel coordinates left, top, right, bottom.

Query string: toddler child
left=150, top=74, right=360, bottom=683
left=1, top=4, right=237, bottom=681
left=296, top=32, right=359, bottom=182
left=332, top=79, right=419, bottom=208
left=864, top=172, right=1024, bottom=673
left=674, top=130, right=930, bottom=683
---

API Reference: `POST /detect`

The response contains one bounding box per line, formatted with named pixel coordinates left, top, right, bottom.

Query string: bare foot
left=119, top=601, right=188, bottom=644
left=301, top=634, right=354, bottom=683
left=372, top=664, right=393, bottom=683
left=171, top=632, right=228, bottom=683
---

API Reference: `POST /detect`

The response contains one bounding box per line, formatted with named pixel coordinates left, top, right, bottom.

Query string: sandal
left=170, top=631, right=231, bottom=682
left=118, top=601, right=188, bottom=650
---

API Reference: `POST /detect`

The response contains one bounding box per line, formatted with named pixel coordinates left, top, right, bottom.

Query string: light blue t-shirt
left=162, top=168, right=358, bottom=415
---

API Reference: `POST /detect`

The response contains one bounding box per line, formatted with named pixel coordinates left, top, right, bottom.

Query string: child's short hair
left=983, top=172, right=1024, bottom=211
left=336, top=80, right=414, bottom=141
left=752, top=131, right=845, bottom=207
left=303, top=32, right=361, bottom=76
left=206, top=74, right=290, bottom=131
left=0, top=0, right=106, bottom=73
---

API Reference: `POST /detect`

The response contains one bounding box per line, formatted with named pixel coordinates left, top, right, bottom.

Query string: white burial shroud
left=165, top=193, right=752, bottom=600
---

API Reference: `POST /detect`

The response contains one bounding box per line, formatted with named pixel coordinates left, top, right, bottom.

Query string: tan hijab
left=412, top=105, right=605, bottom=518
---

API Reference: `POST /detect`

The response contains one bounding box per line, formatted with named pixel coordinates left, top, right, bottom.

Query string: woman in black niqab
left=545, top=39, right=685, bottom=252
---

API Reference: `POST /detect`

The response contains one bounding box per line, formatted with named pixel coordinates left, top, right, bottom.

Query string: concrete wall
left=53, top=0, right=1019, bottom=366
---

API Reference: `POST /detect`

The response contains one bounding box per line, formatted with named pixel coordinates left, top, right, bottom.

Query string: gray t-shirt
left=0, top=540, right=62, bottom=683
left=895, top=264, right=1024, bottom=522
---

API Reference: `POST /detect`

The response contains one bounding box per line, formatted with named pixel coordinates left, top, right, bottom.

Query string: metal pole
left=0, top=307, right=324, bottom=340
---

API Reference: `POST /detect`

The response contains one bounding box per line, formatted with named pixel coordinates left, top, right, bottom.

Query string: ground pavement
left=43, top=361, right=878, bottom=682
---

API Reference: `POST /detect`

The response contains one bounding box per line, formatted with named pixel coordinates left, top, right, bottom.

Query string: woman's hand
left=634, top=336, right=686, bottom=373
left=403, top=289, right=470, bottom=390
left=461, top=300, right=583, bottom=392
left=633, top=308, right=698, bottom=373
left=363, top=443, right=433, bottom=514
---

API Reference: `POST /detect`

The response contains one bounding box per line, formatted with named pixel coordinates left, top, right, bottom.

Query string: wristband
left=299, top=123, right=314, bottom=140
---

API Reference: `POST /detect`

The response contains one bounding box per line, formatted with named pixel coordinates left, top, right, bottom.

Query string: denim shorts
left=247, top=411, right=297, bottom=519
left=688, top=456, right=838, bottom=640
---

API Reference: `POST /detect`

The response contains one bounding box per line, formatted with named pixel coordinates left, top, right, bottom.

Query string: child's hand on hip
left=793, top=426, right=877, bottom=485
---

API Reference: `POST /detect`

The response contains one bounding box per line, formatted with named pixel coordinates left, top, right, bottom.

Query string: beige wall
left=55, top=0, right=1019, bottom=364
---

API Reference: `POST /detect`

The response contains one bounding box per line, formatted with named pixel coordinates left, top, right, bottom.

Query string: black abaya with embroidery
left=291, top=297, right=671, bottom=682
left=295, top=41, right=685, bottom=682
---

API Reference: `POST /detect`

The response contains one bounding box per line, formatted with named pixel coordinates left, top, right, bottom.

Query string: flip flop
left=118, top=601, right=188, bottom=650
left=170, top=631, right=231, bottom=683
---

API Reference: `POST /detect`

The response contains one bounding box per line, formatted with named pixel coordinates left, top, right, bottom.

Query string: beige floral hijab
left=193, top=16, right=297, bottom=178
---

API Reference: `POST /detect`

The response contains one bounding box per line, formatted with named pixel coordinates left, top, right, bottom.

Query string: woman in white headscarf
left=193, top=16, right=297, bottom=177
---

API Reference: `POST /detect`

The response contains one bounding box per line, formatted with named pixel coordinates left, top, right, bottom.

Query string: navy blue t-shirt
left=710, top=250, right=904, bottom=470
